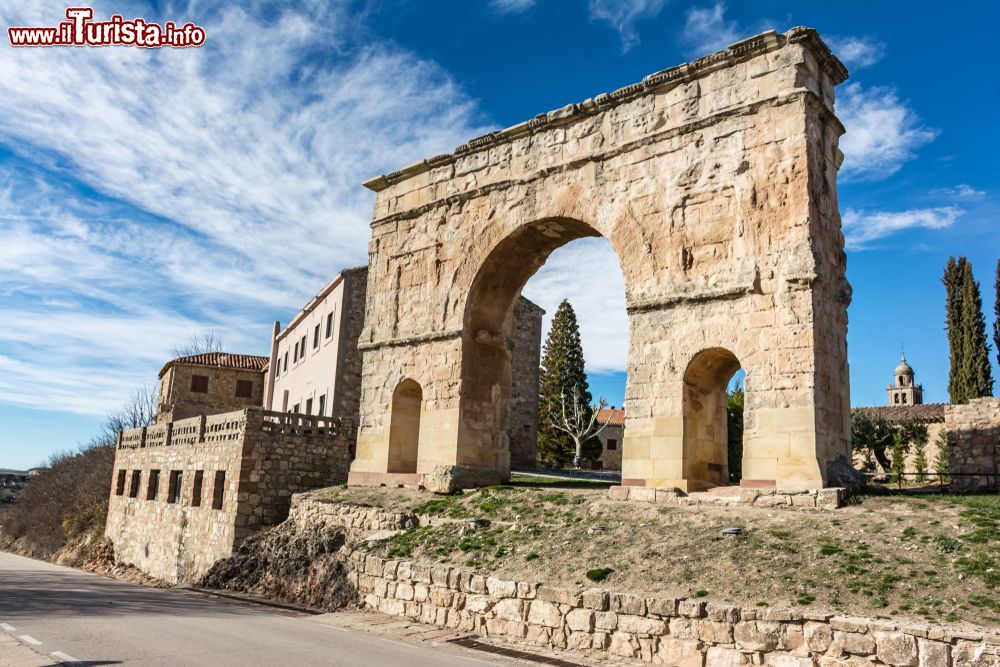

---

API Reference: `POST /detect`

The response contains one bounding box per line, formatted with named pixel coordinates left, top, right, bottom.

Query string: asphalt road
left=0, top=551, right=514, bottom=666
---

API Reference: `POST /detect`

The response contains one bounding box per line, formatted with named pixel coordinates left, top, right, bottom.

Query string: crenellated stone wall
left=945, top=398, right=1000, bottom=492
left=106, top=408, right=354, bottom=583
left=287, top=495, right=1000, bottom=666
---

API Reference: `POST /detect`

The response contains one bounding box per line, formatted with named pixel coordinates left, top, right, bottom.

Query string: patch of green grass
left=796, top=594, right=816, bottom=605
left=933, top=536, right=962, bottom=554
left=820, top=544, right=842, bottom=556
left=901, top=526, right=918, bottom=539
left=525, top=552, right=539, bottom=562
left=756, top=601, right=769, bottom=607
left=585, top=567, right=614, bottom=583
left=694, top=590, right=709, bottom=598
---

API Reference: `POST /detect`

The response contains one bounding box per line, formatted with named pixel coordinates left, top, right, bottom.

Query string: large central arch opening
left=459, top=217, right=627, bottom=475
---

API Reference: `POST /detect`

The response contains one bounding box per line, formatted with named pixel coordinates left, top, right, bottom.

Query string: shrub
left=585, top=567, right=613, bottom=582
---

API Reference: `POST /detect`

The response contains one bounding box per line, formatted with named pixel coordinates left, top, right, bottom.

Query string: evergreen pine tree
left=943, top=257, right=966, bottom=403
left=912, top=437, right=927, bottom=483
left=890, top=431, right=906, bottom=488
left=933, top=429, right=950, bottom=482
left=537, top=300, right=593, bottom=467
left=994, top=259, right=1000, bottom=372
left=958, top=261, right=994, bottom=400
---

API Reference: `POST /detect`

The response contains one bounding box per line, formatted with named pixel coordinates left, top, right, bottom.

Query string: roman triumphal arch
left=349, top=27, right=854, bottom=493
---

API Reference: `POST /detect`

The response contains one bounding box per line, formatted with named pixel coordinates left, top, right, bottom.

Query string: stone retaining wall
left=609, top=485, right=846, bottom=509
left=288, top=496, right=1000, bottom=666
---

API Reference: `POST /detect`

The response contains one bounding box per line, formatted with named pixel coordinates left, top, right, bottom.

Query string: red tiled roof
left=159, top=352, right=269, bottom=378
left=596, top=408, right=625, bottom=426
left=852, top=403, right=946, bottom=424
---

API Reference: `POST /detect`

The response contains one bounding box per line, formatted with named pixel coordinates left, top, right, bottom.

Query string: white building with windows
left=265, top=267, right=367, bottom=421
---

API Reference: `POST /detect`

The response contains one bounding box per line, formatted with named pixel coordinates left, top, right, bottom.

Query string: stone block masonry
left=289, top=495, right=1000, bottom=666
left=352, top=27, right=854, bottom=492
left=106, top=407, right=354, bottom=583
left=945, top=398, right=1000, bottom=492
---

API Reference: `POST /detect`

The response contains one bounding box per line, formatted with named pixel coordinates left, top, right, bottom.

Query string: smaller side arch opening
left=387, top=379, right=423, bottom=474
left=683, top=348, right=742, bottom=490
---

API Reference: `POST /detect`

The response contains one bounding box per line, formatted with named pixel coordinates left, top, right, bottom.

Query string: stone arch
left=387, top=378, right=423, bottom=474
left=682, top=348, right=742, bottom=490
left=350, top=28, right=853, bottom=492
left=458, top=217, right=617, bottom=476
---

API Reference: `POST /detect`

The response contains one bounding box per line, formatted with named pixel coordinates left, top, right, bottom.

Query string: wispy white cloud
left=838, top=83, right=937, bottom=181
left=678, top=1, right=741, bottom=56
left=588, top=0, right=667, bottom=53
left=490, top=0, right=536, bottom=14
left=0, top=1, right=491, bottom=417
left=932, top=184, right=986, bottom=198
left=522, top=238, right=627, bottom=374
left=842, top=207, right=962, bottom=250
left=825, top=35, right=886, bottom=69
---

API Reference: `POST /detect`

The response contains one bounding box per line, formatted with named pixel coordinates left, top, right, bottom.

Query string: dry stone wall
left=106, top=408, right=354, bottom=583
left=945, top=398, right=1000, bottom=492
left=156, top=364, right=265, bottom=423
left=289, top=495, right=1000, bottom=666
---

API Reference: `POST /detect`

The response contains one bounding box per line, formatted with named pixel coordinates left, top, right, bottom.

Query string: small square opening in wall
left=212, top=470, right=226, bottom=510
left=129, top=470, right=141, bottom=497
left=115, top=469, right=126, bottom=496
left=191, top=470, right=203, bottom=507
left=147, top=469, right=160, bottom=500
left=235, top=379, right=253, bottom=399
left=167, top=470, right=183, bottom=504
left=607, top=438, right=618, bottom=451
left=190, top=374, right=209, bottom=393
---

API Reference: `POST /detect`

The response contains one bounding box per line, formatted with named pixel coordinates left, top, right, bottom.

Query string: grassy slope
left=317, top=481, right=1000, bottom=629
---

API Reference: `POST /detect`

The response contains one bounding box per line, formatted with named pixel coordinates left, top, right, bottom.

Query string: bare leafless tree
left=171, top=330, right=224, bottom=358
left=102, top=383, right=157, bottom=442
left=551, top=385, right=611, bottom=468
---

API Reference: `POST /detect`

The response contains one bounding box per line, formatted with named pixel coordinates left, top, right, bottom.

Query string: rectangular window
left=317, top=394, right=326, bottom=417
left=305, top=398, right=313, bottom=415
left=313, top=324, right=320, bottom=349
left=275, top=358, right=281, bottom=377
left=235, top=379, right=254, bottom=398
left=325, top=312, right=334, bottom=338
left=147, top=469, right=160, bottom=501
left=293, top=403, right=300, bottom=413
left=167, top=470, right=183, bottom=504
left=607, top=438, right=618, bottom=451
left=190, top=374, right=209, bottom=393
left=293, top=341, right=298, bottom=362
left=300, top=335, right=306, bottom=358
left=212, top=471, right=226, bottom=510
left=191, top=470, right=204, bottom=507
left=284, top=351, right=288, bottom=370
left=129, top=470, right=141, bottom=497
left=115, top=469, right=126, bottom=496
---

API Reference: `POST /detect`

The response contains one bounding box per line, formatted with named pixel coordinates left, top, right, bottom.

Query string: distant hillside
left=0, top=471, right=31, bottom=505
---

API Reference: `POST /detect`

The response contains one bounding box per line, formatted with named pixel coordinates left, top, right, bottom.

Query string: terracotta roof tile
left=159, top=352, right=269, bottom=378
left=596, top=408, right=625, bottom=426
left=852, top=403, right=946, bottom=423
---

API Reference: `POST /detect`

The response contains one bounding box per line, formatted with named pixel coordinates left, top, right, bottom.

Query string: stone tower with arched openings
left=887, top=353, right=923, bottom=406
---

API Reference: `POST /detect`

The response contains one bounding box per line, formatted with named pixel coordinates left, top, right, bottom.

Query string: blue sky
left=1, top=1, right=997, bottom=469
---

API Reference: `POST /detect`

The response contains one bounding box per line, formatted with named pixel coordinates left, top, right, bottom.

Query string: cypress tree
left=994, top=259, right=1000, bottom=372
left=943, top=257, right=966, bottom=403
left=537, top=300, right=593, bottom=466
left=958, top=261, right=994, bottom=400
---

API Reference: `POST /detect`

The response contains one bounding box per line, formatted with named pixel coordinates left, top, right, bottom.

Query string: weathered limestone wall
left=331, top=266, right=369, bottom=422
left=352, top=27, right=853, bottom=491
left=290, top=496, right=1000, bottom=666
left=508, top=297, right=544, bottom=468
left=945, top=398, right=1000, bottom=492
left=157, top=364, right=265, bottom=423
left=106, top=408, right=353, bottom=583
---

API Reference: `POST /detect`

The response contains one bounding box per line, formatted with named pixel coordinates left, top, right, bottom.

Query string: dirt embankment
left=200, top=518, right=356, bottom=611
